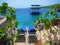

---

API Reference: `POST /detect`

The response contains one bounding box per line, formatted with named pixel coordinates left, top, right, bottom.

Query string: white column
left=25, top=27, right=29, bottom=45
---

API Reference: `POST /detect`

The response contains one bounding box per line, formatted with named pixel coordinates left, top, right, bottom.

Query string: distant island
left=41, top=4, right=60, bottom=11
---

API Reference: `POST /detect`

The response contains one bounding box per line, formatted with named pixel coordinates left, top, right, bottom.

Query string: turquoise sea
left=16, top=8, right=60, bottom=28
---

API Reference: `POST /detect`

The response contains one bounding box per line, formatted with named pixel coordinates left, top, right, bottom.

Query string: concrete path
left=15, top=43, right=34, bottom=45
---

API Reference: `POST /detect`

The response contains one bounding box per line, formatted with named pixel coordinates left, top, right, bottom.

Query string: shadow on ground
left=16, top=35, right=25, bottom=43
left=28, top=36, right=38, bottom=43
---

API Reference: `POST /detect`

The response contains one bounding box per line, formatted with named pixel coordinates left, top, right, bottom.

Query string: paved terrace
left=15, top=27, right=38, bottom=45
left=14, top=25, right=60, bottom=45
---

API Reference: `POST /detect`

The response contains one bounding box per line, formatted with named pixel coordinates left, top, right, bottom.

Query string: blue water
left=16, top=8, right=60, bottom=28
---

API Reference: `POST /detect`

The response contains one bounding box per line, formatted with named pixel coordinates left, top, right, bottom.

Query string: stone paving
left=14, top=25, right=60, bottom=45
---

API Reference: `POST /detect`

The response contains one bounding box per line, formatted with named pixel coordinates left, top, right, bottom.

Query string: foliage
left=50, top=4, right=60, bottom=11
left=0, top=2, right=8, bottom=16
left=0, top=28, right=5, bottom=40
left=45, top=43, right=50, bottom=45
left=43, top=34, right=47, bottom=38
left=50, top=30, right=55, bottom=34
left=14, top=20, right=19, bottom=27
left=0, top=2, right=19, bottom=45
left=36, top=4, right=59, bottom=45
left=36, top=5, right=58, bottom=30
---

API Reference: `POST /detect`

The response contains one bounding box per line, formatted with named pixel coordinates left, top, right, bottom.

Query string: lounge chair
left=28, top=27, right=36, bottom=36
left=19, top=29, right=26, bottom=35
left=19, top=26, right=27, bottom=35
left=16, top=27, right=26, bottom=42
left=28, top=26, right=38, bottom=43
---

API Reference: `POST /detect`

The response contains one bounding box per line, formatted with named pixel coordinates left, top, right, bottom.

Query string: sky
left=0, top=0, right=60, bottom=8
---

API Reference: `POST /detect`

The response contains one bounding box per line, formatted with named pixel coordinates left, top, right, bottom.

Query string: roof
left=0, top=17, right=6, bottom=25
left=31, top=5, right=40, bottom=6
left=31, top=5, right=41, bottom=9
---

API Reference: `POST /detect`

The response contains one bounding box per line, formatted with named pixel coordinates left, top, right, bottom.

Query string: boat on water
left=31, top=5, right=41, bottom=15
